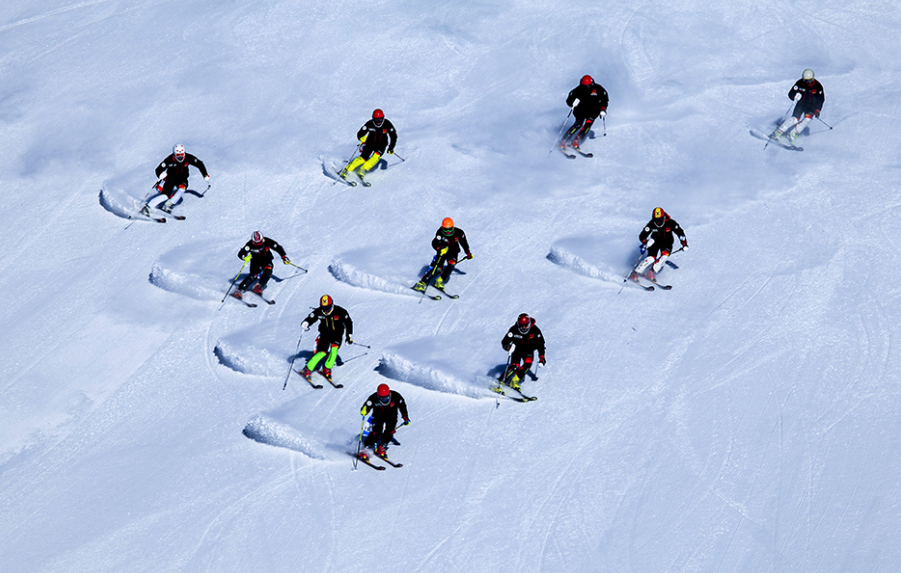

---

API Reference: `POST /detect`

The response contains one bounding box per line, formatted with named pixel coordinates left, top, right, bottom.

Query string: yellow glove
left=360, top=406, right=368, bottom=416
left=243, top=254, right=251, bottom=262
left=359, top=134, right=368, bottom=143
left=439, top=247, right=448, bottom=256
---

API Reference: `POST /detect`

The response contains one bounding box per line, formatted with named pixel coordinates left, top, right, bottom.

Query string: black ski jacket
left=788, top=79, right=825, bottom=116
left=501, top=319, right=546, bottom=357
left=430, top=227, right=471, bottom=260
left=639, top=217, right=687, bottom=252
left=566, top=83, right=609, bottom=120
left=357, top=119, right=397, bottom=154
left=302, top=305, right=353, bottom=341
left=361, top=390, right=409, bottom=421
left=155, top=153, right=209, bottom=184
left=237, top=237, right=287, bottom=265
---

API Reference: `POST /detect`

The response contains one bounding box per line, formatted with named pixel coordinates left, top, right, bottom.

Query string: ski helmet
left=652, top=207, right=667, bottom=227
left=442, top=217, right=454, bottom=236
left=580, top=75, right=593, bottom=86
left=251, top=231, right=264, bottom=245
left=802, top=68, right=815, bottom=81
left=372, top=109, right=384, bottom=120
left=377, top=383, right=391, bottom=404
left=173, top=144, right=185, bottom=161
left=319, top=294, right=334, bottom=313
left=517, top=313, right=531, bottom=334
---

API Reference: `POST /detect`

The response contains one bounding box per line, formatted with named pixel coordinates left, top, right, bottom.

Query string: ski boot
left=358, top=450, right=370, bottom=461
left=375, top=444, right=388, bottom=458
left=251, top=284, right=263, bottom=295
left=300, top=367, right=313, bottom=382
left=139, top=204, right=151, bottom=217
left=412, top=281, right=427, bottom=292
left=434, top=277, right=445, bottom=290
left=628, top=270, right=639, bottom=282
left=508, top=375, right=522, bottom=391
left=322, top=368, right=333, bottom=382
left=646, top=269, right=656, bottom=281
left=161, top=201, right=174, bottom=214
left=338, top=168, right=349, bottom=180
left=787, top=130, right=800, bottom=146
left=230, top=290, right=244, bottom=300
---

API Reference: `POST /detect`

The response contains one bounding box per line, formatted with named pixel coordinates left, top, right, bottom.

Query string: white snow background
left=1, top=0, right=900, bottom=572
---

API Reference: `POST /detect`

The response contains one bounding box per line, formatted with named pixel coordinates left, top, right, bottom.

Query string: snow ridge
left=377, top=351, right=489, bottom=399
left=328, top=257, right=414, bottom=297
left=242, top=415, right=327, bottom=459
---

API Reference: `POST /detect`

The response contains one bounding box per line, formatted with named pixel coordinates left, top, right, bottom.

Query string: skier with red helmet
left=498, top=313, right=546, bottom=391
left=413, top=217, right=473, bottom=294
left=233, top=231, right=290, bottom=298
left=338, top=109, right=397, bottom=186
left=560, top=75, right=609, bottom=151
left=770, top=69, right=825, bottom=147
left=141, top=144, right=210, bottom=215
left=298, top=295, right=354, bottom=384
left=629, top=208, right=688, bottom=282
left=359, top=383, right=409, bottom=459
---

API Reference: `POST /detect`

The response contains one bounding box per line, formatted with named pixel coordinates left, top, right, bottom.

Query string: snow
left=2, top=0, right=901, bottom=571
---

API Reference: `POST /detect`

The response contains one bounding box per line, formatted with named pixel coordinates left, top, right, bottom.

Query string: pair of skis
left=230, top=289, right=276, bottom=308
left=294, top=368, right=344, bottom=389
left=410, top=283, right=459, bottom=301
left=351, top=450, right=403, bottom=471
left=558, top=143, right=593, bottom=160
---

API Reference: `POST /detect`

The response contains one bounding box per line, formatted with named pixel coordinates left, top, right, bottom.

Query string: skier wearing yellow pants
left=340, top=109, right=397, bottom=185
left=298, top=295, right=354, bottom=384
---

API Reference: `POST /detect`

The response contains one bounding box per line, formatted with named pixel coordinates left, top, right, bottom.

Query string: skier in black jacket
left=413, top=217, right=472, bottom=293
left=298, top=295, right=353, bottom=384
left=142, top=144, right=210, bottom=215
left=499, top=313, right=546, bottom=390
left=360, top=383, right=409, bottom=458
left=629, top=207, right=688, bottom=282
left=233, top=231, right=290, bottom=297
left=771, top=69, right=825, bottom=147
left=339, top=109, right=397, bottom=184
left=560, top=75, right=609, bottom=151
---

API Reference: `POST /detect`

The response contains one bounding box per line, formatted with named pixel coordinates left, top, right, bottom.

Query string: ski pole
left=550, top=108, right=573, bottom=154
left=283, top=332, right=305, bottom=390
left=354, top=414, right=366, bottom=469
left=199, top=181, right=211, bottom=197
left=287, top=261, right=309, bottom=273
left=348, top=341, right=371, bottom=349
left=765, top=102, right=796, bottom=150
left=602, top=115, right=607, bottom=137
left=390, top=151, right=406, bottom=162
left=221, top=259, right=248, bottom=303
left=816, top=116, right=833, bottom=130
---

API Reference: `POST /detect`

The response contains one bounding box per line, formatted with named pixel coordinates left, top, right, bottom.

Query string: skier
left=560, top=75, right=609, bottom=151
left=142, top=144, right=210, bottom=215
left=629, top=207, right=688, bottom=282
left=298, top=295, right=353, bottom=384
left=413, top=217, right=473, bottom=293
left=359, top=383, right=409, bottom=459
left=232, top=231, right=290, bottom=298
left=770, top=69, right=825, bottom=147
left=338, top=109, right=397, bottom=184
left=499, top=313, right=546, bottom=391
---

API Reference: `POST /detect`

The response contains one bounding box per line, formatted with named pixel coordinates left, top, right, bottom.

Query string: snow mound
left=98, top=186, right=138, bottom=219
left=242, top=415, right=326, bottom=460
left=329, top=254, right=416, bottom=297
left=149, top=263, right=224, bottom=302
left=378, top=351, right=489, bottom=399
left=214, top=328, right=288, bottom=377
left=148, top=242, right=241, bottom=302
left=547, top=235, right=637, bottom=284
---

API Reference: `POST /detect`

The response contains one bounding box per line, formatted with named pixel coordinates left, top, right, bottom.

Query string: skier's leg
left=635, top=255, right=656, bottom=275
left=572, top=118, right=594, bottom=148
left=324, top=343, right=340, bottom=369
left=652, top=249, right=671, bottom=273
left=256, top=264, right=274, bottom=289
left=773, top=115, right=800, bottom=139
left=561, top=118, right=584, bottom=145
left=344, top=155, right=366, bottom=174
left=358, top=152, right=382, bottom=177
left=237, top=260, right=262, bottom=290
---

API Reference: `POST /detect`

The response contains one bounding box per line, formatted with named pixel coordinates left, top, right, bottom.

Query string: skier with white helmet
left=141, top=144, right=210, bottom=215
left=559, top=74, right=609, bottom=152
left=232, top=231, right=290, bottom=299
left=338, top=109, right=397, bottom=186
left=771, top=69, right=825, bottom=147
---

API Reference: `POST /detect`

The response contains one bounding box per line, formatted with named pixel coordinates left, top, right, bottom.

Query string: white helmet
left=173, top=144, right=186, bottom=161
left=802, top=69, right=815, bottom=81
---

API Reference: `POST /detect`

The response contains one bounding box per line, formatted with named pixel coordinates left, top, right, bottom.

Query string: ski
left=573, top=148, right=593, bottom=158
left=558, top=146, right=576, bottom=159
left=625, top=274, right=655, bottom=291
left=230, top=291, right=258, bottom=307
left=333, top=168, right=357, bottom=186
left=248, top=290, right=276, bottom=305
left=410, top=286, right=442, bottom=300
left=318, top=370, right=343, bottom=388
left=432, top=286, right=459, bottom=299
left=665, top=260, right=679, bottom=269
left=377, top=453, right=403, bottom=468
left=491, top=384, right=536, bottom=402
left=351, top=452, right=385, bottom=470
left=295, top=369, right=323, bottom=389
left=358, top=174, right=372, bottom=187
left=130, top=211, right=166, bottom=223
left=647, top=278, right=673, bottom=290
left=750, top=129, right=803, bottom=151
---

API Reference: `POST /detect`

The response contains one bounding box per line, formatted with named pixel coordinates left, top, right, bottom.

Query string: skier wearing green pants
left=299, top=295, right=354, bottom=384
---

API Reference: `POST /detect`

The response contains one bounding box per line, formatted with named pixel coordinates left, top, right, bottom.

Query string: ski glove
left=539, top=355, right=546, bottom=365
left=402, top=417, right=410, bottom=426
left=346, top=334, right=353, bottom=344
left=282, top=256, right=291, bottom=264
left=639, top=244, right=647, bottom=255
left=243, top=254, right=252, bottom=262
left=466, top=252, right=473, bottom=260
left=387, top=149, right=394, bottom=155
left=301, top=321, right=310, bottom=331
left=507, top=344, right=516, bottom=355
left=157, top=170, right=167, bottom=181
left=571, top=98, right=580, bottom=108
left=794, top=93, right=802, bottom=102
left=204, top=175, right=210, bottom=181
left=599, top=110, right=607, bottom=118
left=439, top=247, right=449, bottom=256
left=681, top=244, right=689, bottom=252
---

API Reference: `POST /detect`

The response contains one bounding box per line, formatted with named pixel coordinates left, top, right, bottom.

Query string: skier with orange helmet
left=359, top=383, right=409, bottom=459
left=297, top=294, right=354, bottom=384
left=232, top=231, right=290, bottom=299
left=560, top=75, right=608, bottom=152
left=339, top=109, right=397, bottom=186
left=413, top=217, right=473, bottom=294
left=629, top=207, right=688, bottom=282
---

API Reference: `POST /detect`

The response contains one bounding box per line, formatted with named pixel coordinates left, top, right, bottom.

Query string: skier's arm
left=237, top=242, right=252, bottom=260
left=267, top=238, right=287, bottom=259
left=386, top=121, right=397, bottom=153
left=458, top=230, right=471, bottom=256
left=396, top=394, right=409, bottom=421
left=155, top=160, right=168, bottom=179
left=190, top=155, right=209, bottom=178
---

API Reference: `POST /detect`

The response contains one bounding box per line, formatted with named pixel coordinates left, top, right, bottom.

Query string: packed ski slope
left=2, top=1, right=900, bottom=572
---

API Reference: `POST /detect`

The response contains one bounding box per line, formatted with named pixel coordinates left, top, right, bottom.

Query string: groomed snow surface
left=2, top=1, right=901, bottom=572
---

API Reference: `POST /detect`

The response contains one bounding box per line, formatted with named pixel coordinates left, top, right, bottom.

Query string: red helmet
left=580, top=75, right=593, bottom=86
left=319, top=294, right=334, bottom=312
left=377, top=383, right=390, bottom=397
left=372, top=109, right=384, bottom=120
left=251, top=231, right=264, bottom=246
left=517, top=313, right=532, bottom=333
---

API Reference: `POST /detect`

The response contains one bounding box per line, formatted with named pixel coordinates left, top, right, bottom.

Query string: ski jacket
left=639, top=217, right=687, bottom=252
left=155, top=153, right=209, bottom=184
left=788, top=79, right=824, bottom=115
left=431, top=227, right=471, bottom=260
left=361, top=390, right=409, bottom=421
left=302, top=305, right=353, bottom=341
left=501, top=319, right=546, bottom=357
left=237, top=237, right=287, bottom=265
left=357, top=119, right=397, bottom=154
left=566, top=83, right=609, bottom=120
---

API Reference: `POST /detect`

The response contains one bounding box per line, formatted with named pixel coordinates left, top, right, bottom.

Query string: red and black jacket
left=431, top=227, right=471, bottom=260
left=501, top=319, right=546, bottom=357
left=565, top=83, right=609, bottom=119
left=357, top=119, right=397, bottom=154
left=155, top=153, right=209, bottom=185
left=237, top=237, right=287, bottom=266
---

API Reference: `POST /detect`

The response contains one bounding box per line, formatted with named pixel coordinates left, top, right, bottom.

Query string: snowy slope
left=2, top=0, right=900, bottom=572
